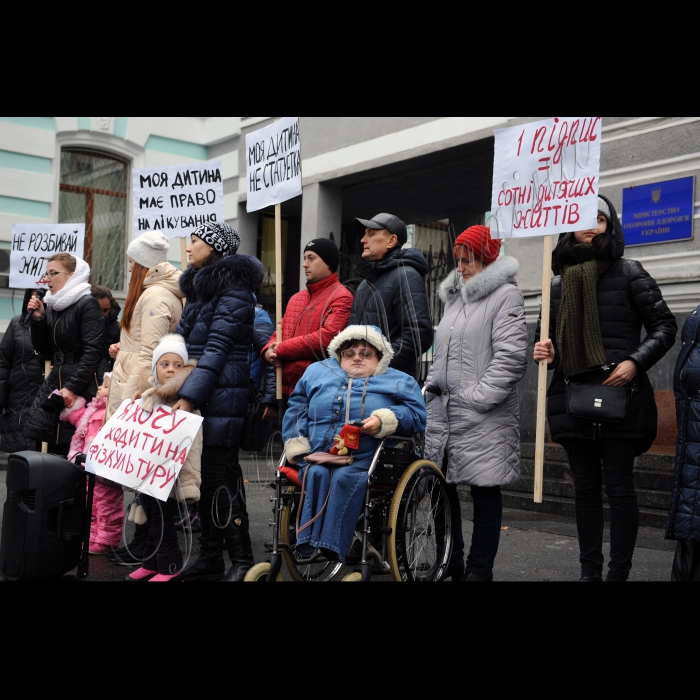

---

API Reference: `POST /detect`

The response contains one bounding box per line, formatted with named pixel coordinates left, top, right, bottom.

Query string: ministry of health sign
left=622, top=176, right=695, bottom=246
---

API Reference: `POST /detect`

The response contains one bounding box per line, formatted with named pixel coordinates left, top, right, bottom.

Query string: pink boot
left=150, top=574, right=181, bottom=583
left=127, top=568, right=158, bottom=582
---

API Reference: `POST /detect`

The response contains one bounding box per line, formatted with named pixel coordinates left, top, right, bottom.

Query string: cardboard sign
left=246, top=116, right=302, bottom=213
left=85, top=399, right=204, bottom=503
left=10, top=224, right=85, bottom=290
left=133, top=160, right=225, bottom=239
left=490, top=117, right=603, bottom=239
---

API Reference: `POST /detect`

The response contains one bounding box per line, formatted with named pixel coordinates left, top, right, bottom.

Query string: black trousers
left=200, top=447, right=248, bottom=542
left=562, top=439, right=640, bottom=582
left=141, top=495, right=184, bottom=576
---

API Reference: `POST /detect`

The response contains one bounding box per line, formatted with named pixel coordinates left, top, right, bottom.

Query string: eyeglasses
left=42, top=271, right=70, bottom=279
left=340, top=350, right=378, bottom=360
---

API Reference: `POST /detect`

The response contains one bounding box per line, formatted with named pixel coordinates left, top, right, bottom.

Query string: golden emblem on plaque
left=652, top=188, right=662, bottom=204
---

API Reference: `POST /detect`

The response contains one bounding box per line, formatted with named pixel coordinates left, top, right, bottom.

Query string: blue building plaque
left=622, top=176, right=695, bottom=246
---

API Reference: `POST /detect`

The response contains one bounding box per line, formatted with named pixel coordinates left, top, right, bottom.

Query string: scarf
left=44, top=257, right=92, bottom=312
left=556, top=245, right=613, bottom=378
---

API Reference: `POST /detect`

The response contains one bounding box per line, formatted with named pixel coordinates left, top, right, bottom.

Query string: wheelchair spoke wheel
left=280, top=503, right=345, bottom=583
left=388, top=461, right=453, bottom=583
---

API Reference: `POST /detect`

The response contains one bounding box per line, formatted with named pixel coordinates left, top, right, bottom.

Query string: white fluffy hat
left=152, top=334, right=189, bottom=375
left=127, top=232, right=171, bottom=271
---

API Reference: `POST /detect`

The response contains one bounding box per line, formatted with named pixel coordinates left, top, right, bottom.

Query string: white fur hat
left=152, top=334, right=189, bottom=375
left=127, top=232, right=171, bottom=271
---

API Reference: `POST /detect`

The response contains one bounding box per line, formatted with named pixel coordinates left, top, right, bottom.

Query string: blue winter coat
left=667, top=305, right=700, bottom=542
left=283, top=359, right=427, bottom=464
left=177, top=254, right=264, bottom=449
left=250, top=306, right=276, bottom=409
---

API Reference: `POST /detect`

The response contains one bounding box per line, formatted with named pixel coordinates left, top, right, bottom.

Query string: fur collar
left=439, top=256, right=520, bottom=305
left=327, top=325, right=394, bottom=376
left=139, top=361, right=197, bottom=413
left=179, top=254, right=264, bottom=304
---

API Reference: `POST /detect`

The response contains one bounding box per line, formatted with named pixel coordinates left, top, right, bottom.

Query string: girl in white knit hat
left=126, top=334, right=203, bottom=583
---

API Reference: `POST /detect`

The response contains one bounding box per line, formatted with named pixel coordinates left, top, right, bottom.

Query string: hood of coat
left=138, top=361, right=198, bottom=411
left=106, top=304, right=121, bottom=326
left=144, top=261, right=185, bottom=300
left=179, top=254, right=264, bottom=304
left=362, top=247, right=429, bottom=284
left=439, top=255, right=520, bottom=305
left=327, top=325, right=394, bottom=376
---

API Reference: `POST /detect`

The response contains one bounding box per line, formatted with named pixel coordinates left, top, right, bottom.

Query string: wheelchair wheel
left=388, top=461, right=453, bottom=583
left=244, top=563, right=284, bottom=582
left=342, top=573, right=363, bottom=583
left=280, top=503, right=345, bottom=583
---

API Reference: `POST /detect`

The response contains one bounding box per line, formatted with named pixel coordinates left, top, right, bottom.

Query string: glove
left=41, top=392, right=66, bottom=414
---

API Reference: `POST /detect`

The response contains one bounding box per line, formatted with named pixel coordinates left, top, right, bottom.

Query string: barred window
left=58, top=149, right=128, bottom=291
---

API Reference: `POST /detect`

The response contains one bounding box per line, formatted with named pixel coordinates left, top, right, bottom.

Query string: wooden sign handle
left=181, top=237, right=188, bottom=269
left=275, top=204, right=284, bottom=401
left=42, top=360, right=51, bottom=454
left=534, top=235, right=554, bottom=504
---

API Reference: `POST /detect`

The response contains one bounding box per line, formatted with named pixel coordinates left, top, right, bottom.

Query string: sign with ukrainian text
left=490, top=117, right=602, bottom=239
left=10, top=224, right=85, bottom=290
left=622, top=177, right=695, bottom=247
left=85, top=399, right=204, bottom=503
left=246, top=117, right=302, bottom=213
left=133, top=160, right=225, bottom=239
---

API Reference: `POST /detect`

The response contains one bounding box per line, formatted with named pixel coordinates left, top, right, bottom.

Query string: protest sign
left=489, top=117, right=603, bottom=505
left=246, top=116, right=302, bottom=214
left=85, top=399, right=204, bottom=503
left=491, top=117, right=602, bottom=239
left=10, top=224, right=85, bottom=289
left=133, top=160, right=225, bottom=240
left=246, top=117, right=303, bottom=399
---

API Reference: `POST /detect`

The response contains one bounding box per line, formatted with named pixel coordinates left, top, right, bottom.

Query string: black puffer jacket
left=177, top=254, right=264, bottom=449
left=103, top=303, right=121, bottom=372
left=349, top=247, right=434, bottom=378
left=667, top=306, right=700, bottom=542
left=0, top=292, right=44, bottom=453
left=25, top=295, right=106, bottom=445
left=536, top=195, right=678, bottom=452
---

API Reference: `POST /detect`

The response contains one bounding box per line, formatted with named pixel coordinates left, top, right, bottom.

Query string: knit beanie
left=454, top=225, right=502, bottom=266
left=151, top=334, right=188, bottom=375
left=127, top=232, right=171, bottom=271
left=304, top=239, right=339, bottom=274
left=191, top=222, right=240, bottom=257
left=598, top=197, right=612, bottom=221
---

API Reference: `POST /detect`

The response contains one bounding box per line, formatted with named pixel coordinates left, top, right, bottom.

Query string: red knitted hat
left=454, top=225, right=502, bottom=266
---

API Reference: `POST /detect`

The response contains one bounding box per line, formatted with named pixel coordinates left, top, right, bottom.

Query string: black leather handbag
left=565, top=366, right=631, bottom=424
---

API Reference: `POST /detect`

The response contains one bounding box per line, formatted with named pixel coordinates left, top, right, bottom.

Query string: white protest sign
left=246, top=116, right=302, bottom=213
left=85, top=400, right=204, bottom=503
left=133, top=160, right=225, bottom=239
left=10, top=224, right=85, bottom=290
left=490, top=117, right=603, bottom=239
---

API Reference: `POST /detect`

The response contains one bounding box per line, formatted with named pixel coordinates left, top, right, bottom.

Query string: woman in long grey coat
left=425, top=225, right=528, bottom=582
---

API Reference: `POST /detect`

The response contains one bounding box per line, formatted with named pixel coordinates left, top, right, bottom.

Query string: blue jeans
left=296, top=459, right=371, bottom=562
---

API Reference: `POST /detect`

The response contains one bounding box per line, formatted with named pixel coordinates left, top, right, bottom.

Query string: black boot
left=442, top=561, right=465, bottom=582
left=177, top=499, right=226, bottom=582
left=223, top=515, right=255, bottom=583
left=462, top=570, right=494, bottom=582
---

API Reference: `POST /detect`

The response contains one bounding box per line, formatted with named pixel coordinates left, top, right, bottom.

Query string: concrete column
left=235, top=202, right=259, bottom=258
left=300, top=182, right=342, bottom=289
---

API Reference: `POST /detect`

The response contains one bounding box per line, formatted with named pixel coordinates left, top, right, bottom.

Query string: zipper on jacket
left=321, top=309, right=333, bottom=328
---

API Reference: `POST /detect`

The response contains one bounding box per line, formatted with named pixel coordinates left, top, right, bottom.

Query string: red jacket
left=263, top=273, right=353, bottom=396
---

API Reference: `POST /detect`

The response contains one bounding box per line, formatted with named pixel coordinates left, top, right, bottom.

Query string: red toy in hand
left=330, top=424, right=363, bottom=456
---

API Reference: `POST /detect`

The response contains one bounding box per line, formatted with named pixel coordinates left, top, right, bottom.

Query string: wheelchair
left=245, top=438, right=454, bottom=583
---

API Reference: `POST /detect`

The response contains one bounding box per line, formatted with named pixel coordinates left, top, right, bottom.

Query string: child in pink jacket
left=65, top=374, right=124, bottom=555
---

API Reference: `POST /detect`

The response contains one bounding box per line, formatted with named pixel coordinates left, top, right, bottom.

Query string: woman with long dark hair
left=534, top=196, right=677, bottom=582
left=173, top=222, right=264, bottom=583
left=0, top=289, right=44, bottom=454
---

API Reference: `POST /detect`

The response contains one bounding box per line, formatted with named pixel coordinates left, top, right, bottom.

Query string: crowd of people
left=0, top=198, right=698, bottom=582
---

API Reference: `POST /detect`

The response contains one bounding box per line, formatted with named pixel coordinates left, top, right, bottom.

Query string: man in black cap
left=349, top=213, right=433, bottom=379
left=263, top=238, right=353, bottom=400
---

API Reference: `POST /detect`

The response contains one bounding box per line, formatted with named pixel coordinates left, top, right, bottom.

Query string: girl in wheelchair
left=283, top=326, right=427, bottom=564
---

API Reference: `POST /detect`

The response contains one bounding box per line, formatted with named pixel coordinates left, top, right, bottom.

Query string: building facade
left=1, top=116, right=698, bottom=448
